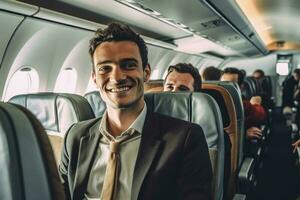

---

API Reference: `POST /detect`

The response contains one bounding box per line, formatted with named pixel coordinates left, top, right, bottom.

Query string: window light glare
left=54, top=68, right=77, bottom=93
left=3, top=67, right=39, bottom=101
left=276, top=62, right=289, bottom=75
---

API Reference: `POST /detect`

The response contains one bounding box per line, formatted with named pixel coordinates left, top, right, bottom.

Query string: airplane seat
left=243, top=77, right=257, bottom=97
left=144, top=79, right=164, bottom=92
left=202, top=82, right=257, bottom=198
left=207, top=81, right=245, bottom=165
left=144, top=92, right=225, bottom=200
left=0, top=102, right=66, bottom=200
left=84, top=90, right=106, bottom=118
left=9, top=92, right=95, bottom=163
left=144, top=80, right=164, bottom=93
left=241, top=80, right=253, bottom=100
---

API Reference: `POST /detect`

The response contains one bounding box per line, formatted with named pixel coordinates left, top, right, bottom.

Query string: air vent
left=201, top=18, right=225, bottom=29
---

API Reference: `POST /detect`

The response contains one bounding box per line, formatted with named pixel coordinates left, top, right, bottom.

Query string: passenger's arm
left=180, top=123, right=213, bottom=200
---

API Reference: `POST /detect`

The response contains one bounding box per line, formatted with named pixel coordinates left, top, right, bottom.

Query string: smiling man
left=164, top=63, right=202, bottom=92
left=59, top=23, right=212, bottom=200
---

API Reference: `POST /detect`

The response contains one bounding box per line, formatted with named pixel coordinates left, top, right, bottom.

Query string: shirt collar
left=99, top=102, right=147, bottom=139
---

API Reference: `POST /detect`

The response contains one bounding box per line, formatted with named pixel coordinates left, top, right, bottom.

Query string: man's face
left=164, top=70, right=194, bottom=92
left=92, top=41, right=150, bottom=109
left=221, top=73, right=239, bottom=83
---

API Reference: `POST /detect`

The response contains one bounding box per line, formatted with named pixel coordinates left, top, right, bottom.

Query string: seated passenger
left=163, top=63, right=202, bottom=92
left=59, top=23, right=212, bottom=200
left=202, top=66, right=222, bottom=81
left=282, top=69, right=300, bottom=109
left=221, top=67, right=267, bottom=140
left=163, top=63, right=231, bottom=199
left=253, top=69, right=265, bottom=80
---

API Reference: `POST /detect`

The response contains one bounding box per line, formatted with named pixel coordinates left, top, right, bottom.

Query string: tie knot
left=109, top=141, right=119, bottom=153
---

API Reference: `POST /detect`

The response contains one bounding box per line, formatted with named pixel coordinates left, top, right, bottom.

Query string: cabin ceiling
left=235, top=0, right=300, bottom=51
left=17, top=0, right=274, bottom=58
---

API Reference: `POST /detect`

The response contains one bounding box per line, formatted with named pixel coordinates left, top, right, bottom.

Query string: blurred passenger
left=163, top=63, right=202, bottom=92
left=221, top=67, right=267, bottom=140
left=202, top=66, right=222, bottom=81
left=253, top=69, right=265, bottom=80
left=282, top=68, right=300, bottom=108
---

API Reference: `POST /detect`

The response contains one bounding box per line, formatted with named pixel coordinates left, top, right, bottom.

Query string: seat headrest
left=0, top=102, right=65, bottom=200
left=145, top=92, right=223, bottom=149
left=84, top=91, right=106, bottom=118
left=9, top=93, right=95, bottom=136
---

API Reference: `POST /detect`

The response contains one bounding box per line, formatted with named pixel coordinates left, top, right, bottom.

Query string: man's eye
left=97, top=66, right=110, bottom=73
left=121, top=61, right=137, bottom=69
left=178, top=87, right=190, bottom=91
left=166, top=86, right=173, bottom=91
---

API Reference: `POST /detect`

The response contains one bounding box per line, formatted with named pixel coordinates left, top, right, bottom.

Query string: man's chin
left=108, top=97, right=143, bottom=110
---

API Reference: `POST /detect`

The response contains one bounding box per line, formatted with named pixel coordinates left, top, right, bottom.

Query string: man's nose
left=110, top=67, right=126, bottom=83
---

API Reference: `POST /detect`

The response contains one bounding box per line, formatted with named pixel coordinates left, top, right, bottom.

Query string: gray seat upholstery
left=9, top=92, right=95, bottom=163
left=145, top=92, right=224, bottom=200
left=84, top=91, right=106, bottom=118
left=0, top=102, right=65, bottom=200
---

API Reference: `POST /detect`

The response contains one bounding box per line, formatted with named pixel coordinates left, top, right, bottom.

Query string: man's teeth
left=111, top=87, right=130, bottom=92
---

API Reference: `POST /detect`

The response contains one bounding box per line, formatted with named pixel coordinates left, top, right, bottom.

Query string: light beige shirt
left=84, top=103, right=147, bottom=200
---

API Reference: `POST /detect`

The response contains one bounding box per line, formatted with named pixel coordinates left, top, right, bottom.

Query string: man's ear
left=144, top=64, right=151, bottom=82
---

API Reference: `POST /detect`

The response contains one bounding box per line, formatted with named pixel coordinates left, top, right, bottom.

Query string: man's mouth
left=107, top=85, right=132, bottom=93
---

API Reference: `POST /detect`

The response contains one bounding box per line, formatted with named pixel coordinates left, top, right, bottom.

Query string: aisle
left=251, top=108, right=299, bottom=200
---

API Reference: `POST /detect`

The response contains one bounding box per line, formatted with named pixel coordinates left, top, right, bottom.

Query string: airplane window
left=54, top=68, right=77, bottom=93
left=85, top=76, right=97, bottom=93
left=3, top=67, right=39, bottom=101
left=276, top=62, right=289, bottom=75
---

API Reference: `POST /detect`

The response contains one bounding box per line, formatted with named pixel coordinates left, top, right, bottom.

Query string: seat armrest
left=233, top=194, right=247, bottom=200
left=238, top=157, right=255, bottom=194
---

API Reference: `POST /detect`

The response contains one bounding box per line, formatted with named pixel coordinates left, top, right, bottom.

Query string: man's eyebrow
left=96, top=58, right=138, bottom=66
left=119, top=58, right=138, bottom=63
left=96, top=60, right=113, bottom=66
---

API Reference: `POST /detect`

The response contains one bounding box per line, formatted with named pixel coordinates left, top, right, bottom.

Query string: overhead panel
left=136, top=0, right=263, bottom=57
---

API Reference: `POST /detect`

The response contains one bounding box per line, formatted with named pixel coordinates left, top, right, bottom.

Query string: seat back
left=0, top=102, right=65, bottom=200
left=84, top=91, right=106, bottom=118
left=202, top=82, right=238, bottom=198
left=145, top=92, right=224, bottom=200
left=210, top=81, right=245, bottom=166
left=9, top=92, right=95, bottom=163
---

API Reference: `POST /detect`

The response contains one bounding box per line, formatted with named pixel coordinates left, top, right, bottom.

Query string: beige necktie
left=101, top=131, right=135, bottom=200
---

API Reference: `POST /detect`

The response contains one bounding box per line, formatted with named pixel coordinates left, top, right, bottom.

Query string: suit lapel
left=131, top=112, right=162, bottom=200
left=73, top=120, right=101, bottom=198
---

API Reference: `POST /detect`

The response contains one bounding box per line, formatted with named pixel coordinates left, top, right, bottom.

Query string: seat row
left=1, top=79, right=273, bottom=200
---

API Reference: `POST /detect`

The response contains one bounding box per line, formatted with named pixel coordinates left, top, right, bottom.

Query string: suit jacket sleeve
left=180, top=123, right=213, bottom=200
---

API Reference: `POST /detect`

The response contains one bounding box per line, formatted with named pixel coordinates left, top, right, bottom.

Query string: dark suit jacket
left=59, top=110, right=212, bottom=200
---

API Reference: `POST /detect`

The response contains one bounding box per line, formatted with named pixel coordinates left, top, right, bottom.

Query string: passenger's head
left=89, top=22, right=148, bottom=70
left=89, top=23, right=151, bottom=109
left=221, top=67, right=244, bottom=86
left=293, top=69, right=300, bottom=81
left=164, top=63, right=201, bottom=92
left=253, top=69, right=265, bottom=79
left=202, top=66, right=222, bottom=81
